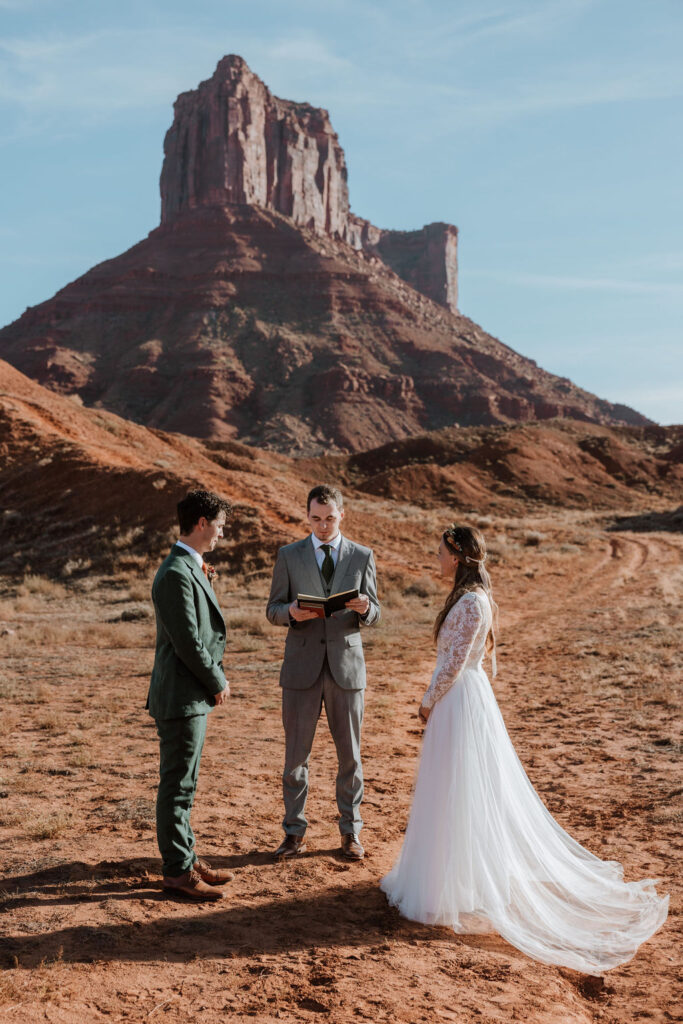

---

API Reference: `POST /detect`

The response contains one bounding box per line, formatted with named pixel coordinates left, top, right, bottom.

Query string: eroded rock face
left=161, top=55, right=351, bottom=240
left=160, top=55, right=459, bottom=312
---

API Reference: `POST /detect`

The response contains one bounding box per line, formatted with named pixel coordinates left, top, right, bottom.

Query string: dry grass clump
left=110, top=603, right=152, bottom=622
left=0, top=806, right=22, bottom=827
left=380, top=585, right=408, bottom=610
left=110, top=526, right=144, bottom=550
left=126, top=580, right=152, bottom=602
left=110, top=797, right=155, bottom=829
left=231, top=634, right=267, bottom=653
left=61, top=557, right=92, bottom=577
left=16, top=574, right=68, bottom=600
left=36, top=712, right=67, bottom=732
left=227, top=612, right=271, bottom=636
left=404, top=575, right=439, bottom=598
left=27, top=684, right=50, bottom=705
left=485, top=534, right=510, bottom=564
left=523, top=531, right=545, bottom=547
left=25, top=811, right=71, bottom=840
left=0, top=674, right=18, bottom=701
left=79, top=621, right=151, bottom=649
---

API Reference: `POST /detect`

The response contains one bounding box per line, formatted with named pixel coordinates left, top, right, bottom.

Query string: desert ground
left=0, top=510, right=680, bottom=1024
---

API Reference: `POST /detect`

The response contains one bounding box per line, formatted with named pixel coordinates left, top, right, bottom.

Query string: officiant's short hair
left=177, top=489, right=232, bottom=533
left=307, top=484, right=344, bottom=512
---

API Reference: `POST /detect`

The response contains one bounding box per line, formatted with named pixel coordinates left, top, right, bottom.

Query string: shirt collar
left=311, top=532, right=342, bottom=552
left=175, top=539, right=204, bottom=567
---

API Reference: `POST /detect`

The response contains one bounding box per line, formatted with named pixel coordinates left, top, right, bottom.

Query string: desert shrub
left=16, top=575, right=68, bottom=599
left=126, top=581, right=152, bottom=602
left=25, top=811, right=71, bottom=840
left=79, top=622, right=151, bottom=649
left=475, top=516, right=493, bottom=530
left=485, top=535, right=510, bottom=564
left=523, top=531, right=545, bottom=547
left=61, top=558, right=92, bottom=577
left=37, top=712, right=66, bottom=732
left=380, top=586, right=408, bottom=609
left=405, top=576, right=439, bottom=598
left=115, top=604, right=151, bottom=622
left=227, top=612, right=270, bottom=636
left=111, top=798, right=155, bottom=828
left=110, top=526, right=144, bottom=550
left=230, top=635, right=266, bottom=652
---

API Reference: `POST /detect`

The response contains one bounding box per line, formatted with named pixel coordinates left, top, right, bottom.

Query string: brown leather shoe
left=274, top=834, right=306, bottom=859
left=194, top=857, right=234, bottom=886
left=162, top=867, right=226, bottom=900
left=341, top=833, right=365, bottom=860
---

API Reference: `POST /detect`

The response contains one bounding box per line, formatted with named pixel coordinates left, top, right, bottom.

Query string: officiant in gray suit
left=266, top=484, right=380, bottom=861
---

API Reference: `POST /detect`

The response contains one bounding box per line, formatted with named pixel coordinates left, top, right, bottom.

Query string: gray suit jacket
left=266, top=535, right=380, bottom=691
left=147, top=545, right=227, bottom=720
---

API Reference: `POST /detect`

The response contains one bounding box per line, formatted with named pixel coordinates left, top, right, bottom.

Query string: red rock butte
left=160, top=55, right=459, bottom=312
left=0, top=55, right=650, bottom=454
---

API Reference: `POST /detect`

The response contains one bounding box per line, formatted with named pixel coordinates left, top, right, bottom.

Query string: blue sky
left=1, top=0, right=681, bottom=423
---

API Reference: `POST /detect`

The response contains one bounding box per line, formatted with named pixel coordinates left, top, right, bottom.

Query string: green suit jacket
left=147, top=545, right=227, bottom=720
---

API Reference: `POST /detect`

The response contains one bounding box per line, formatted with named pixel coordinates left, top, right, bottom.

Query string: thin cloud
left=471, top=270, right=683, bottom=298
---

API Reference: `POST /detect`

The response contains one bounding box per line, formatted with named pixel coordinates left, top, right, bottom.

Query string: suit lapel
left=329, top=535, right=351, bottom=594
left=172, top=545, right=225, bottom=623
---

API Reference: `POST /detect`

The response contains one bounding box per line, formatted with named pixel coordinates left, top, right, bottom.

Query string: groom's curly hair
left=307, top=484, right=344, bottom=512
left=177, top=489, right=232, bottom=534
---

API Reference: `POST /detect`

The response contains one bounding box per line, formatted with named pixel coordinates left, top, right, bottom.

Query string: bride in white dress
left=380, top=524, right=668, bottom=974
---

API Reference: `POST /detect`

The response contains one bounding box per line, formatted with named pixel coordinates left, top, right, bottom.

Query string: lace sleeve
left=422, top=593, right=484, bottom=709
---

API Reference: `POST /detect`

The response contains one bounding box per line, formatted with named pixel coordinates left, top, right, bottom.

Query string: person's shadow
left=0, top=855, right=437, bottom=969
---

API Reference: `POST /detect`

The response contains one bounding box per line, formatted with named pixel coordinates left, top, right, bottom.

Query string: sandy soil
left=0, top=522, right=680, bottom=1024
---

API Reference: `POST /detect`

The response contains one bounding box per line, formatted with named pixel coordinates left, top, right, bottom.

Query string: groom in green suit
left=148, top=488, right=233, bottom=900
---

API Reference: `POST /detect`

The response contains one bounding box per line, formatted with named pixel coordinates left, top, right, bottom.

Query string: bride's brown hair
left=434, top=524, right=498, bottom=673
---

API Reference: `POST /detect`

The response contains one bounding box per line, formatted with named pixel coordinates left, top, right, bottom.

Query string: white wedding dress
left=380, top=590, right=668, bottom=974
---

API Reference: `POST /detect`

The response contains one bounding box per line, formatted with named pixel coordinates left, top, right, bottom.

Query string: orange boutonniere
left=206, top=564, right=218, bottom=585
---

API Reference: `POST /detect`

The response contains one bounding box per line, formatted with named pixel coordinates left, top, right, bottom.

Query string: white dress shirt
left=175, top=539, right=203, bottom=569
left=311, top=531, right=342, bottom=572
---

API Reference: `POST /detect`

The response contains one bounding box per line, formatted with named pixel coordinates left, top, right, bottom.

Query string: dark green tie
left=321, top=544, right=334, bottom=584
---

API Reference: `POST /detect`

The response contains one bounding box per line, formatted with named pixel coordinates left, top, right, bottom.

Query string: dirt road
left=0, top=525, right=680, bottom=1023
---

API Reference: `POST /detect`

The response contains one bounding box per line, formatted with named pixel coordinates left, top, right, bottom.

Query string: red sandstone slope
left=1, top=361, right=677, bottom=579
left=0, top=205, right=647, bottom=456
left=0, top=58, right=649, bottom=454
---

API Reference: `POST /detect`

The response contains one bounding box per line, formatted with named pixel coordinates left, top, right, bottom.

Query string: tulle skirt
left=380, top=665, right=668, bottom=974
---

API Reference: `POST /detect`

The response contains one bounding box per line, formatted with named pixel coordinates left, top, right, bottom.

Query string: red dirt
left=0, top=358, right=680, bottom=1023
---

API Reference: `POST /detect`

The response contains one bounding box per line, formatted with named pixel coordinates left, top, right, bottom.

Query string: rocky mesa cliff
left=0, top=56, right=649, bottom=454
left=160, top=55, right=458, bottom=311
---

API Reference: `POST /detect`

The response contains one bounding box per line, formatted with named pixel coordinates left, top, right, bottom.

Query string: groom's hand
left=289, top=601, right=319, bottom=622
left=418, top=703, right=430, bottom=723
left=214, top=683, right=230, bottom=706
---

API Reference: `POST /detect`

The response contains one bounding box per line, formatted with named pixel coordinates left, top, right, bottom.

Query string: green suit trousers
left=155, top=713, right=207, bottom=877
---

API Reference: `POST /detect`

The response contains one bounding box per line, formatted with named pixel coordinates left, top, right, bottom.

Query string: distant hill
left=1, top=360, right=678, bottom=580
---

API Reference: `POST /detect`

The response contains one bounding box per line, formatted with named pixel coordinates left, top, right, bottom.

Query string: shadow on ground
left=607, top=507, right=683, bottom=533
left=2, top=857, right=472, bottom=968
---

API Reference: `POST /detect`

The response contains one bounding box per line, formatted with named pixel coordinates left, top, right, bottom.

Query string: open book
left=297, top=588, right=359, bottom=619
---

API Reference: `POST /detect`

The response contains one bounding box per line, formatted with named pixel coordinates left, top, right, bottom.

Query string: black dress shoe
left=274, top=834, right=307, bottom=859
left=341, top=833, right=365, bottom=860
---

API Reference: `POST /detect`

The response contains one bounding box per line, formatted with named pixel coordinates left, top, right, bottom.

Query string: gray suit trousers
left=282, top=658, right=364, bottom=837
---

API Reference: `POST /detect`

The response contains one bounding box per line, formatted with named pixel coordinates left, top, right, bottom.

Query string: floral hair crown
left=444, top=524, right=486, bottom=565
